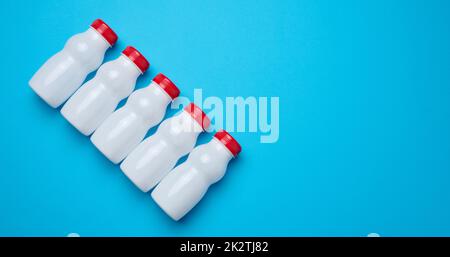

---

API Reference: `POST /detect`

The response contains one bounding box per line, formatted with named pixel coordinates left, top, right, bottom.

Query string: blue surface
left=1, top=0, right=450, bottom=236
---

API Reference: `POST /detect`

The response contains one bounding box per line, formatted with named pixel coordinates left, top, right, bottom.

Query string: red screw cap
left=153, top=73, right=180, bottom=100
left=184, top=103, right=210, bottom=131
left=214, top=130, right=242, bottom=157
left=90, top=19, right=118, bottom=46
left=122, top=46, right=150, bottom=73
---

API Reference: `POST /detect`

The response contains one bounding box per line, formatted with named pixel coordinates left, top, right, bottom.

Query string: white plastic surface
left=151, top=138, right=233, bottom=221
left=90, top=82, right=172, bottom=164
left=60, top=55, right=141, bottom=136
left=120, top=111, right=204, bottom=192
left=29, top=28, right=110, bottom=108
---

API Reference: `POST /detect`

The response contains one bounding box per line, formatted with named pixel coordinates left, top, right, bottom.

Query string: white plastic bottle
left=29, top=19, right=118, bottom=108
left=151, top=130, right=241, bottom=221
left=60, top=46, right=150, bottom=136
left=91, top=73, right=180, bottom=164
left=120, top=103, right=210, bottom=192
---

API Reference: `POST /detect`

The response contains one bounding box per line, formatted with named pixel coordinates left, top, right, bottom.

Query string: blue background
left=0, top=0, right=449, bottom=236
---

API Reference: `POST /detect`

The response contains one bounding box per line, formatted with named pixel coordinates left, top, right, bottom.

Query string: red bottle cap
left=153, top=73, right=180, bottom=100
left=184, top=103, right=210, bottom=131
left=122, top=46, right=150, bottom=73
left=214, top=130, right=242, bottom=157
left=90, top=19, right=118, bottom=46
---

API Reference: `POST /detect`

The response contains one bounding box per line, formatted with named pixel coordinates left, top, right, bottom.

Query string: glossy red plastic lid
left=122, top=46, right=150, bottom=73
left=90, top=19, right=118, bottom=46
left=184, top=103, right=210, bottom=131
left=153, top=73, right=180, bottom=99
left=214, top=130, right=241, bottom=157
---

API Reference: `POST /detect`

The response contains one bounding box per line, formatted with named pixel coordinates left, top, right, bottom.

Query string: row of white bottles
left=29, top=19, right=242, bottom=221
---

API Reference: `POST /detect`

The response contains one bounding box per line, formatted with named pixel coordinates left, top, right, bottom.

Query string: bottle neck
left=128, top=83, right=172, bottom=125
left=117, top=55, right=142, bottom=78
left=88, top=27, right=113, bottom=49
left=193, top=138, right=233, bottom=185
left=148, top=81, right=173, bottom=106
left=210, top=138, right=234, bottom=163
left=179, top=110, right=205, bottom=134
left=159, top=111, right=204, bottom=157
